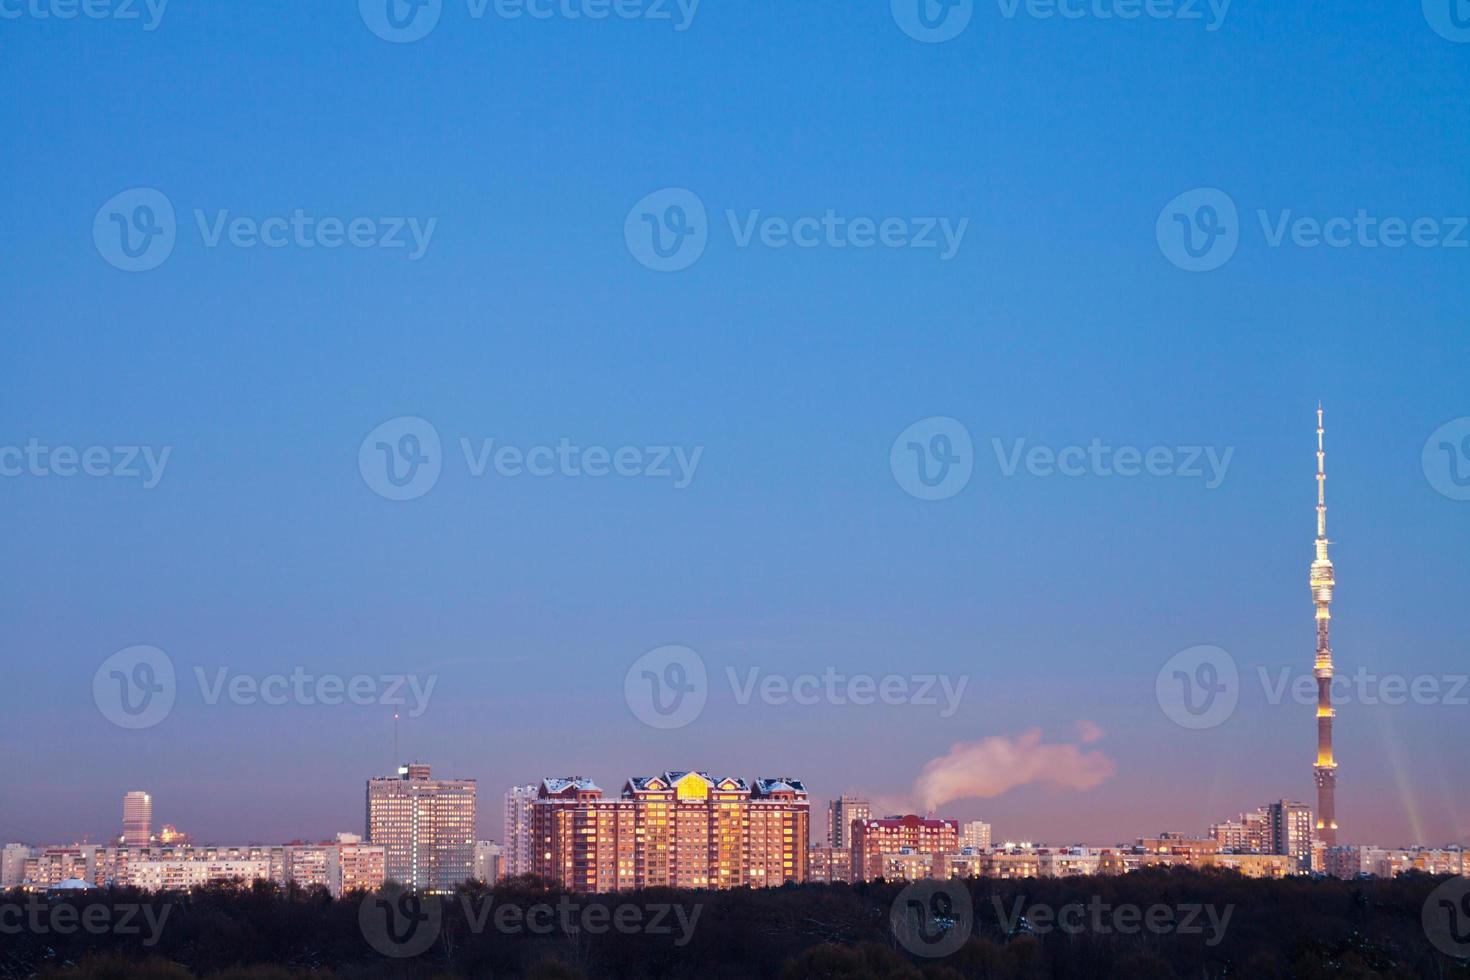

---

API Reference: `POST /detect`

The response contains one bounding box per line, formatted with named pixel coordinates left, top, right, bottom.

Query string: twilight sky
left=2, top=0, right=1468, bottom=850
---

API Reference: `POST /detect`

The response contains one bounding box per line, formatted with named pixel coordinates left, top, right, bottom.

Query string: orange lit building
left=530, top=771, right=808, bottom=892
left=851, top=815, right=958, bottom=881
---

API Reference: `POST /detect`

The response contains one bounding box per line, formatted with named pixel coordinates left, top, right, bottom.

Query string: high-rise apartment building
left=328, top=835, right=388, bottom=896
left=2, top=844, right=35, bottom=888
left=366, top=763, right=477, bottom=893
left=959, top=820, right=992, bottom=851
left=530, top=771, right=809, bottom=892
left=502, top=784, right=536, bottom=879
left=473, top=840, right=502, bottom=883
left=1209, top=808, right=1271, bottom=853
left=826, top=795, right=871, bottom=850
left=1269, top=799, right=1315, bottom=871
left=851, top=815, right=959, bottom=882
left=122, top=791, right=152, bottom=846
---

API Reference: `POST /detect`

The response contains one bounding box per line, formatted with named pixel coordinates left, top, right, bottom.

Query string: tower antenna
left=1310, top=405, right=1339, bottom=854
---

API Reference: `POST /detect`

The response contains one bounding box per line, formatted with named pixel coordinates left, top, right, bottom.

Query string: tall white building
left=960, top=820, right=992, bottom=850
left=122, top=791, right=152, bottom=846
left=367, top=763, right=477, bottom=893
left=2, top=844, right=35, bottom=888
left=502, top=785, right=536, bottom=879
left=474, top=840, right=502, bottom=883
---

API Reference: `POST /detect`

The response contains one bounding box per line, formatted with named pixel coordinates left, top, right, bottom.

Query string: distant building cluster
left=2, top=835, right=385, bottom=897
left=3, top=766, right=1462, bottom=897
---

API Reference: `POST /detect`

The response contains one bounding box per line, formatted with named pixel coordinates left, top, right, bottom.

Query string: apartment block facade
left=851, top=815, right=959, bottom=881
left=366, top=764, right=477, bottom=893
left=530, top=772, right=809, bottom=892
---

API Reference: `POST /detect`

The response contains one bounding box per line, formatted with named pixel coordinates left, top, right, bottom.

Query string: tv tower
left=1310, top=406, right=1338, bottom=847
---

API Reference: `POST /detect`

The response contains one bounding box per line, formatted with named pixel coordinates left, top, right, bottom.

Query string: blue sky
left=2, top=0, right=1468, bottom=848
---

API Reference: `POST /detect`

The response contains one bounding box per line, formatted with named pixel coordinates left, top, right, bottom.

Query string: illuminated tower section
left=1310, top=407, right=1338, bottom=847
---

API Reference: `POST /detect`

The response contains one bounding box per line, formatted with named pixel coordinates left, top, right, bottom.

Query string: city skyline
left=8, top=0, right=1470, bottom=853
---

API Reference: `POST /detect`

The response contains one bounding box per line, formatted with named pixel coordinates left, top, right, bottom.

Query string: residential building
left=474, top=840, right=502, bottom=883
left=503, top=785, right=536, bottom=879
left=2, top=844, right=35, bottom=888
left=531, top=771, right=809, bottom=892
left=806, top=844, right=852, bottom=883
left=959, top=820, right=992, bottom=851
left=826, top=795, right=870, bottom=850
left=366, top=763, right=477, bottom=892
left=851, top=815, right=958, bottom=882
left=122, top=792, right=152, bottom=846
left=1268, top=800, right=1316, bottom=871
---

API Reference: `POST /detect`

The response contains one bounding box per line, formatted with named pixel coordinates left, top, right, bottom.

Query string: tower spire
left=1311, top=405, right=1338, bottom=853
